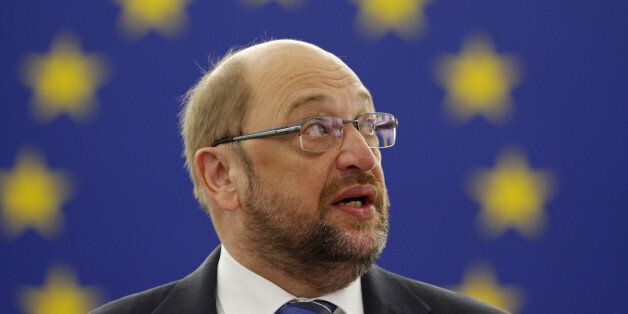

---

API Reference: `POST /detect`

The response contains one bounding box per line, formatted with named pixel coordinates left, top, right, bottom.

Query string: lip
left=330, top=185, right=377, bottom=220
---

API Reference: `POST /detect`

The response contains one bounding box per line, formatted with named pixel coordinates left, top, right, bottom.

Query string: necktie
left=275, top=299, right=337, bottom=314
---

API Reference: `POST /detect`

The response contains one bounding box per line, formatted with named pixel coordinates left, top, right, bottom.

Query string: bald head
left=236, top=40, right=347, bottom=73
left=234, top=40, right=342, bottom=66
left=239, top=40, right=366, bottom=119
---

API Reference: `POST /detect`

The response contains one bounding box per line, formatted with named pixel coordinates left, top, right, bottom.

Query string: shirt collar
left=216, top=245, right=363, bottom=314
left=317, top=279, right=363, bottom=314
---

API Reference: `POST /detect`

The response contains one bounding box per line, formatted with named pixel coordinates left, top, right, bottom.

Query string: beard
left=240, top=155, right=390, bottom=294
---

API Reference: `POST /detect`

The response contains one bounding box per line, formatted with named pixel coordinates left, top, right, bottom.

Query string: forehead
left=283, top=89, right=373, bottom=118
left=242, top=42, right=374, bottom=126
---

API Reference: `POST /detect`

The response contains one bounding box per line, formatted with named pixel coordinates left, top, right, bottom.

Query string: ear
left=194, top=147, right=240, bottom=211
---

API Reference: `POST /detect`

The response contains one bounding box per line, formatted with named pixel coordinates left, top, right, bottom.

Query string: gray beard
left=241, top=160, right=389, bottom=294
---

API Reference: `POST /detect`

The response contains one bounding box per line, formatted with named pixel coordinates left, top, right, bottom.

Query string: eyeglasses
left=211, top=112, right=399, bottom=152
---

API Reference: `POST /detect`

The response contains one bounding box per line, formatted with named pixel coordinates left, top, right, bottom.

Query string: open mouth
left=331, top=185, right=377, bottom=220
left=335, top=195, right=369, bottom=208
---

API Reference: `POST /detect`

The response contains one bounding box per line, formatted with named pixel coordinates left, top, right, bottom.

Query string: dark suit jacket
left=91, top=247, right=507, bottom=313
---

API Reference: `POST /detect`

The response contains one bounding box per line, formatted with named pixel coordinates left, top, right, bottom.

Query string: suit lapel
left=153, top=246, right=222, bottom=314
left=361, top=265, right=431, bottom=314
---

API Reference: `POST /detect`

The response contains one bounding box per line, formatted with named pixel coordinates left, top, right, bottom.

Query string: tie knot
left=275, top=299, right=337, bottom=314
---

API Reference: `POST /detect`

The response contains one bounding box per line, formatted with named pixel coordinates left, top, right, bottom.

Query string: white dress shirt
left=216, top=245, right=364, bottom=314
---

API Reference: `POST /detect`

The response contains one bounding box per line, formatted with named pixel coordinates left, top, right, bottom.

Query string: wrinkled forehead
left=238, top=41, right=371, bottom=126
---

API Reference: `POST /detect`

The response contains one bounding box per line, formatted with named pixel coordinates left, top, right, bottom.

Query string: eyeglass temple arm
left=343, top=117, right=398, bottom=129
left=211, top=125, right=301, bottom=147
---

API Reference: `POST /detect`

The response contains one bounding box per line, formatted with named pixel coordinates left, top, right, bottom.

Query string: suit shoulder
left=90, top=281, right=179, bottom=314
left=375, top=267, right=508, bottom=313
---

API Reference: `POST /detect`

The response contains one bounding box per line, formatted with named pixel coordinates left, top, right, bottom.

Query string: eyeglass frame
left=211, top=112, right=399, bottom=151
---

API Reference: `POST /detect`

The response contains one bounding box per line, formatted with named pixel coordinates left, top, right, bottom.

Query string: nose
left=335, top=124, right=378, bottom=175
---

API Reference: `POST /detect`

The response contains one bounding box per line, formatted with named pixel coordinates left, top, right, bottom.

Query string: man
left=92, top=40, right=506, bottom=313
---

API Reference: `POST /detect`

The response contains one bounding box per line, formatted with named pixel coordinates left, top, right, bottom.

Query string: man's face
left=237, top=42, right=390, bottom=285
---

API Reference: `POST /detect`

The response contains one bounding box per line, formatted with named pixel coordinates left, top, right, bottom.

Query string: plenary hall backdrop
left=1, top=1, right=627, bottom=313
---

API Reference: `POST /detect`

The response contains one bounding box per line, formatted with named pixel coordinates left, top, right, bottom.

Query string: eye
left=360, top=118, right=376, bottom=135
left=376, top=120, right=396, bottom=130
left=302, top=122, right=330, bottom=137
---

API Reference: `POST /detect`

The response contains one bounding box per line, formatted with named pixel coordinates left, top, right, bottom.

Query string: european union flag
left=1, top=1, right=627, bottom=313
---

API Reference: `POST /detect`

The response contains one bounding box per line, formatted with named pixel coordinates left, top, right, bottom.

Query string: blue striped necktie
left=275, top=299, right=337, bottom=314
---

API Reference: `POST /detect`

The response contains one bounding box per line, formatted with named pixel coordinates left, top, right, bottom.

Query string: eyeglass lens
left=299, top=113, right=396, bottom=152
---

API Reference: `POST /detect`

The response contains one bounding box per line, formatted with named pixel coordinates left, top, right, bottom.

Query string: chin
left=328, top=209, right=387, bottom=248
left=322, top=216, right=388, bottom=264
left=343, top=228, right=387, bottom=257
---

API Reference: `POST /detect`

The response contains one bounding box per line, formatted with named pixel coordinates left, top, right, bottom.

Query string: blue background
left=1, top=0, right=627, bottom=313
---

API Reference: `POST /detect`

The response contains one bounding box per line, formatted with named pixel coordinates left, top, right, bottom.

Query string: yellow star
left=455, top=263, right=523, bottom=313
left=115, top=0, right=192, bottom=38
left=242, top=0, right=303, bottom=10
left=436, top=34, right=521, bottom=123
left=469, top=148, right=553, bottom=238
left=20, top=266, right=101, bottom=314
left=23, top=34, right=107, bottom=123
left=353, top=0, right=432, bottom=40
left=0, top=149, right=72, bottom=238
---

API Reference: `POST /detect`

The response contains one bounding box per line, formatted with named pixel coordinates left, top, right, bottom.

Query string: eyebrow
left=285, top=88, right=374, bottom=116
left=286, top=94, right=327, bottom=115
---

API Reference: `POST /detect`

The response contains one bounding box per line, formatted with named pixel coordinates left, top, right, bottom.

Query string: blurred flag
left=1, top=1, right=626, bottom=313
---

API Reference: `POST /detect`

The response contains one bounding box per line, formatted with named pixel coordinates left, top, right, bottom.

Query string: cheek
left=283, top=156, right=328, bottom=191
left=373, top=148, right=383, bottom=162
left=252, top=145, right=330, bottom=199
left=293, top=165, right=327, bottom=195
left=249, top=138, right=348, bottom=207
